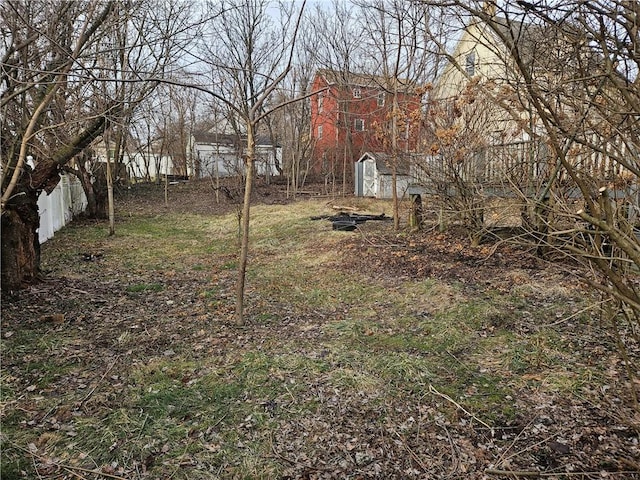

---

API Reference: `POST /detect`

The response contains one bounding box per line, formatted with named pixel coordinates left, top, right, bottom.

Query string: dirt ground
left=2, top=179, right=639, bottom=479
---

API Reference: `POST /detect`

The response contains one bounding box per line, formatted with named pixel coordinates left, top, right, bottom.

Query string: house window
left=317, top=93, right=324, bottom=112
left=377, top=92, right=385, bottom=107
left=354, top=118, right=365, bottom=131
left=317, top=125, right=323, bottom=139
left=465, top=51, right=476, bottom=76
left=353, top=88, right=362, bottom=99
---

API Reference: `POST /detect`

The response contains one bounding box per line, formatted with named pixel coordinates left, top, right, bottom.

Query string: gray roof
left=316, top=69, right=421, bottom=94
left=481, top=16, right=601, bottom=72
left=193, top=131, right=278, bottom=147
left=358, top=151, right=412, bottom=176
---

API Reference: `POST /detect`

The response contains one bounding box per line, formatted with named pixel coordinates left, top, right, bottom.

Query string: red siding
left=309, top=71, right=422, bottom=177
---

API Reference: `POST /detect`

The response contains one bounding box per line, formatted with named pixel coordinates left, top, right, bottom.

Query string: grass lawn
left=1, top=182, right=638, bottom=479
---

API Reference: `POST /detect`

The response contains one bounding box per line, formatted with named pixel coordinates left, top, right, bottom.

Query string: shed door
left=363, top=159, right=376, bottom=197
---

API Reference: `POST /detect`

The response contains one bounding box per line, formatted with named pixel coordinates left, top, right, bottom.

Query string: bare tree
left=279, top=66, right=316, bottom=197
left=357, top=0, right=435, bottom=229
left=196, top=0, right=309, bottom=325
left=268, top=25, right=318, bottom=198
left=423, top=0, right=640, bottom=402
left=0, top=0, right=198, bottom=290
left=1, top=1, right=115, bottom=289
left=153, top=83, right=199, bottom=178
left=307, top=0, right=363, bottom=194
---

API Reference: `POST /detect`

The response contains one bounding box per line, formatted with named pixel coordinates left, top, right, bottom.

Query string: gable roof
left=433, top=13, right=605, bottom=101
left=485, top=16, right=601, bottom=72
left=193, top=132, right=278, bottom=147
left=315, top=68, right=421, bottom=94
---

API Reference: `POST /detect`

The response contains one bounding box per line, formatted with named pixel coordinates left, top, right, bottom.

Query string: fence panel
left=38, top=174, right=87, bottom=243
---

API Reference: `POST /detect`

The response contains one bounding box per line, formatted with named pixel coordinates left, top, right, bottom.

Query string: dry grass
left=1, top=184, right=638, bottom=479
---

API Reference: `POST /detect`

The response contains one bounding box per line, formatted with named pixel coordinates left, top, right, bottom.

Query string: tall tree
left=307, top=0, right=362, bottom=193
left=0, top=0, right=197, bottom=290
left=269, top=18, right=319, bottom=197
left=358, top=0, right=435, bottom=229
left=196, top=0, right=309, bottom=325
left=1, top=1, right=115, bottom=289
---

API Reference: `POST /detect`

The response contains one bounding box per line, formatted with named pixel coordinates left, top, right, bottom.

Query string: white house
left=189, top=132, right=281, bottom=179
left=92, top=142, right=175, bottom=182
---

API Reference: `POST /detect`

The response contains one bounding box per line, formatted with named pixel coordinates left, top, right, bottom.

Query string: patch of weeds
left=126, top=282, right=164, bottom=293
left=138, top=383, right=210, bottom=420
left=252, top=312, right=277, bottom=324
left=329, top=365, right=382, bottom=392
left=1, top=329, right=40, bottom=357
left=198, top=287, right=219, bottom=298
left=507, top=331, right=562, bottom=374
left=131, top=359, right=199, bottom=384
left=3, top=333, right=75, bottom=391
left=0, top=444, right=30, bottom=480
left=510, top=343, right=536, bottom=374
left=22, top=359, right=72, bottom=389
left=371, top=352, right=435, bottom=391
left=417, top=319, right=473, bottom=355
left=448, top=299, right=504, bottom=330
left=362, top=326, right=439, bottom=355
left=426, top=367, right=513, bottom=425
left=219, top=259, right=237, bottom=270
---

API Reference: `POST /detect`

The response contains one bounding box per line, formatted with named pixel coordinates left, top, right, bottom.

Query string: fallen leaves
left=2, top=181, right=639, bottom=479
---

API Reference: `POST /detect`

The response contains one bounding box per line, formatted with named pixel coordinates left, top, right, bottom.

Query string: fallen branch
left=61, top=465, right=130, bottom=480
left=331, top=205, right=359, bottom=211
left=429, top=384, right=494, bottom=435
left=13, top=442, right=130, bottom=480
left=76, top=355, right=120, bottom=408
left=393, top=431, right=428, bottom=472
left=485, top=468, right=640, bottom=478
left=485, top=468, right=545, bottom=477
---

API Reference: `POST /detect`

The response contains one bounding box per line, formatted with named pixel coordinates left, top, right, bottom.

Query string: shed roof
left=358, top=152, right=412, bottom=176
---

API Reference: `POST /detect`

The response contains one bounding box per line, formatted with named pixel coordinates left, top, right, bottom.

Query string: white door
left=363, top=159, right=376, bottom=197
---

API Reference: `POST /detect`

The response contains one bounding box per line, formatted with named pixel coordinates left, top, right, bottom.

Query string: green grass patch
left=3, top=191, right=613, bottom=479
left=126, top=282, right=164, bottom=293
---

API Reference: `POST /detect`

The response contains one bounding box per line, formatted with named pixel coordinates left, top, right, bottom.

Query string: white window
left=377, top=92, right=385, bottom=107
left=465, top=51, right=476, bottom=77
left=317, top=125, right=323, bottom=139
left=354, top=118, right=365, bottom=131
left=317, top=93, right=324, bottom=112
left=353, top=88, right=362, bottom=99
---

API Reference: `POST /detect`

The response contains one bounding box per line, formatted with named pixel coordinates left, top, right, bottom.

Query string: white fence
left=38, top=174, right=87, bottom=243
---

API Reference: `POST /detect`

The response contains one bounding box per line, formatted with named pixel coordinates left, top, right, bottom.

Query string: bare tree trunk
left=1, top=115, right=108, bottom=291
left=0, top=182, right=40, bottom=290
left=235, top=126, right=256, bottom=326
left=391, top=93, right=400, bottom=231
left=71, top=154, right=107, bottom=219
left=104, top=133, right=116, bottom=236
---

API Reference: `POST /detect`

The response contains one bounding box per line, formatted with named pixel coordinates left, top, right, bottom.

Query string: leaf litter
left=1, top=179, right=638, bottom=479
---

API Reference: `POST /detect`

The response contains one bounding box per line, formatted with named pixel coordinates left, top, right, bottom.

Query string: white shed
left=354, top=152, right=413, bottom=199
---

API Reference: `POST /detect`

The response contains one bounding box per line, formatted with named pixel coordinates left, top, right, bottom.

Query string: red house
left=310, top=69, right=423, bottom=180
